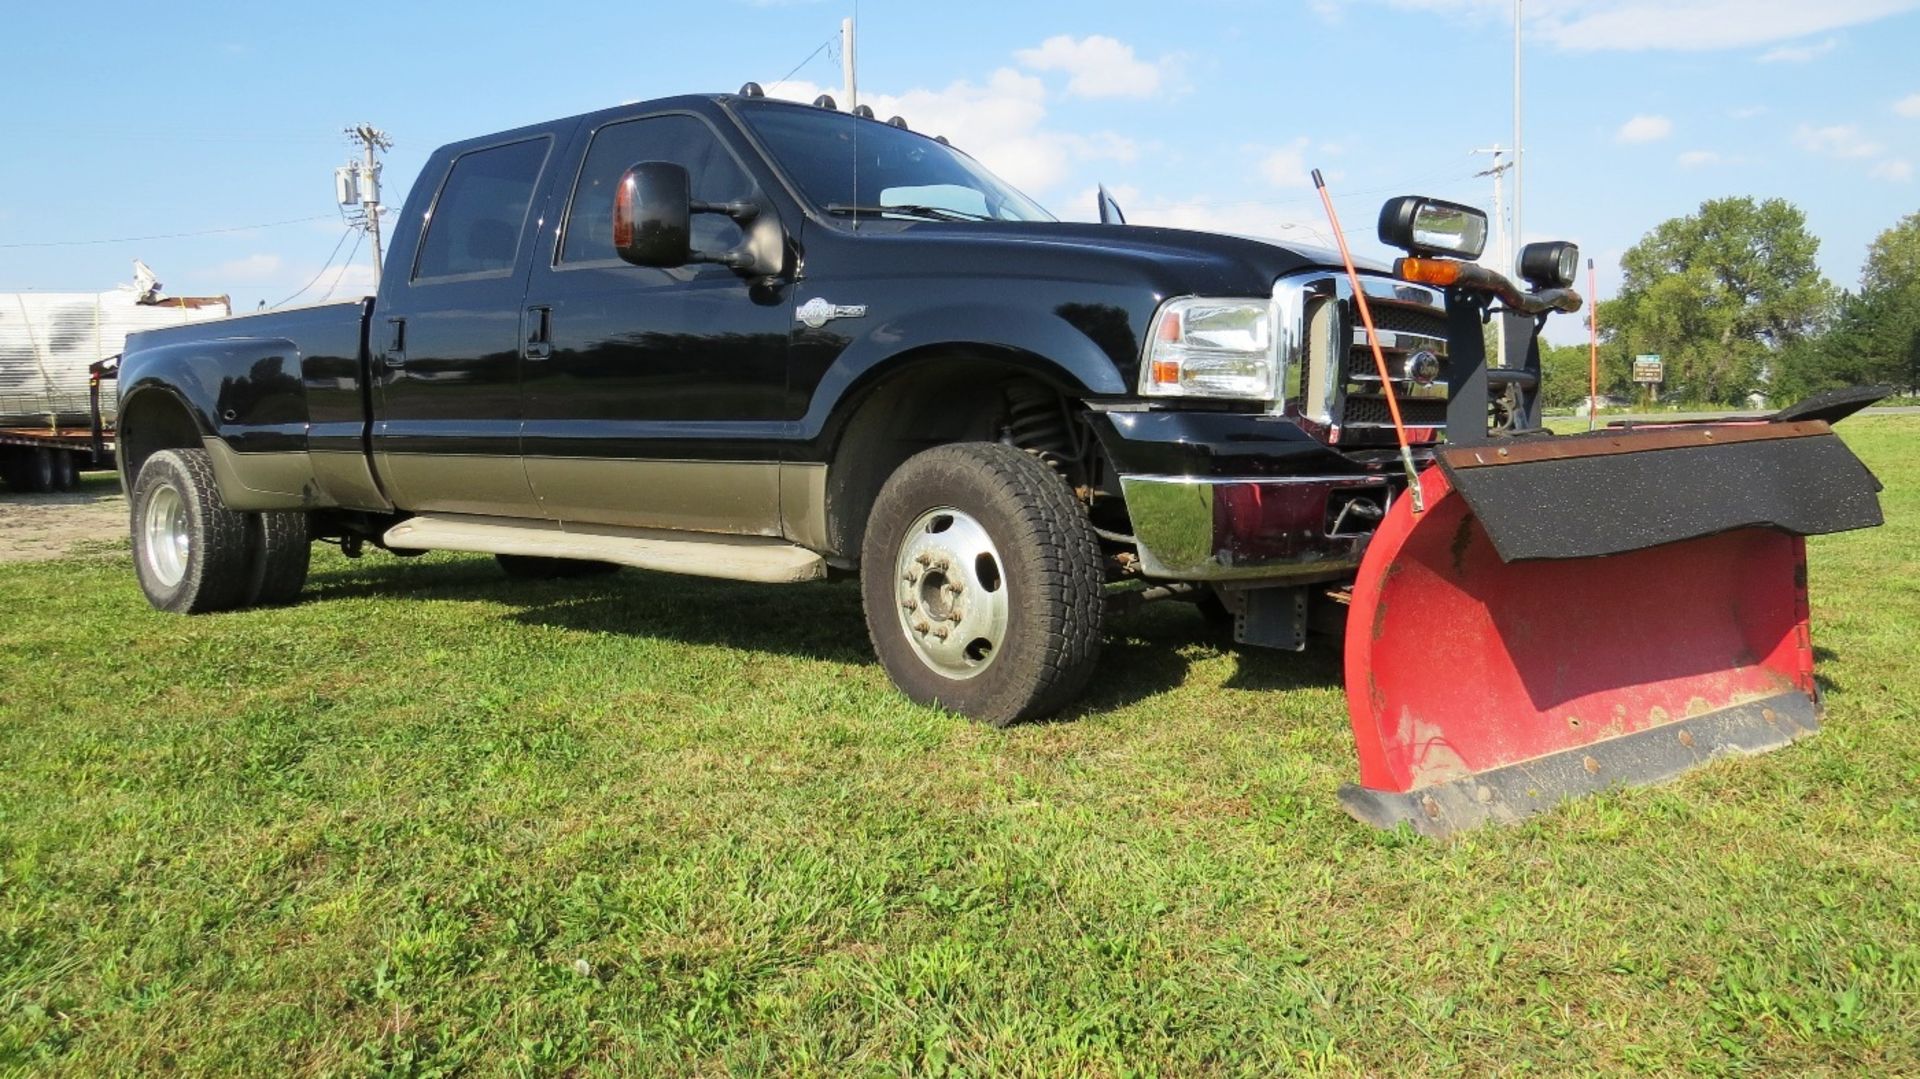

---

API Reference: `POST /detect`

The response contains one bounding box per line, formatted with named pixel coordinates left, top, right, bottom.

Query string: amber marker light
left=1394, top=257, right=1465, bottom=288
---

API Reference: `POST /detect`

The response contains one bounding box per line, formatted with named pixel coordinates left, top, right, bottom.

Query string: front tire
left=130, top=448, right=251, bottom=613
left=860, top=442, right=1104, bottom=726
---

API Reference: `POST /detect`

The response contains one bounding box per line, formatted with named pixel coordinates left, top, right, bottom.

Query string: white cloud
left=1730, top=105, right=1769, bottom=119
left=214, top=253, right=283, bottom=281
left=1259, top=139, right=1315, bottom=188
left=1015, top=35, right=1164, bottom=99
left=1325, top=0, right=1920, bottom=51
left=1123, top=196, right=1340, bottom=249
left=1871, top=160, right=1914, bottom=181
left=1795, top=123, right=1885, bottom=159
left=1677, top=150, right=1723, bottom=168
left=319, top=263, right=378, bottom=301
left=764, top=64, right=1136, bottom=195
left=1896, top=93, right=1920, bottom=117
left=1757, top=37, right=1838, bottom=62
left=1616, top=115, right=1674, bottom=143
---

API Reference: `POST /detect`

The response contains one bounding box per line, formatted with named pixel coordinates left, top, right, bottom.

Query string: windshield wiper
left=824, top=203, right=992, bottom=222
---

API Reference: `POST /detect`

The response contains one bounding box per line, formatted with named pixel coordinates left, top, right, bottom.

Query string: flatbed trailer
left=0, top=361, right=115, bottom=492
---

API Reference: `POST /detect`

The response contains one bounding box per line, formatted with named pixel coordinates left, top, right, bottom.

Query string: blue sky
left=4, top=0, right=1916, bottom=345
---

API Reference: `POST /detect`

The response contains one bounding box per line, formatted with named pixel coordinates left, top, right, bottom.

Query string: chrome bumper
left=1119, top=473, right=1389, bottom=581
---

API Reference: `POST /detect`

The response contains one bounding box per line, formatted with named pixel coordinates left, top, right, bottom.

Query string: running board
left=382, top=514, right=826, bottom=584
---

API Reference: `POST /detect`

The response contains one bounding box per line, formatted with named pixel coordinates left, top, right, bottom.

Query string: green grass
left=3, top=418, right=1918, bottom=1076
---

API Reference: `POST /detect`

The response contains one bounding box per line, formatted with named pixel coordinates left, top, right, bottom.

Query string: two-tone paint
left=118, top=92, right=1404, bottom=576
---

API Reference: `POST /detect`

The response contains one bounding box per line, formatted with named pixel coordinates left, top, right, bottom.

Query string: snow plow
left=1323, top=192, right=1887, bottom=836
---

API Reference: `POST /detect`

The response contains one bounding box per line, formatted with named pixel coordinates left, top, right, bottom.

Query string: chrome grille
left=1273, top=271, right=1451, bottom=434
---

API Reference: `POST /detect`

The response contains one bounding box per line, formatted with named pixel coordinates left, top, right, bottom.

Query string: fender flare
left=799, top=302, right=1132, bottom=442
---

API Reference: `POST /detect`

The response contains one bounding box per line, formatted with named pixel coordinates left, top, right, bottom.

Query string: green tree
left=1597, top=197, right=1833, bottom=405
left=1855, top=211, right=1920, bottom=393
left=1539, top=342, right=1598, bottom=408
left=1770, top=211, right=1920, bottom=400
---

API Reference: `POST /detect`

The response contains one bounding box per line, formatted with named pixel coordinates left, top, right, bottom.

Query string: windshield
left=734, top=100, right=1054, bottom=223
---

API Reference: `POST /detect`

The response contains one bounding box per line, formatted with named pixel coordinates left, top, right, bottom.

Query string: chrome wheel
left=142, top=482, right=190, bottom=587
left=892, top=506, right=1009, bottom=680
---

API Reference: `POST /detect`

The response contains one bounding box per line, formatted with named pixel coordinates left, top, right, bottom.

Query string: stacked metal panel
left=1, top=279, right=230, bottom=425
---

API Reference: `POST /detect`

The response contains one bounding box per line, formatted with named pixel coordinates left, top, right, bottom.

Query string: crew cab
left=117, top=86, right=1571, bottom=724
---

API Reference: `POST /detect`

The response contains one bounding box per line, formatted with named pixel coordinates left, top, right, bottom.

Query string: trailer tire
left=0, top=449, right=22, bottom=491
left=52, top=451, right=79, bottom=492
left=130, top=448, right=250, bottom=614
left=860, top=442, right=1105, bottom=726
left=23, top=448, right=57, bottom=493
left=495, top=554, right=621, bottom=579
left=245, top=511, right=311, bottom=606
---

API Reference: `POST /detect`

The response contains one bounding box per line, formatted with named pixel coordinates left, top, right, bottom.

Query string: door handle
left=524, top=306, right=553, bottom=361
left=383, top=318, right=407, bottom=368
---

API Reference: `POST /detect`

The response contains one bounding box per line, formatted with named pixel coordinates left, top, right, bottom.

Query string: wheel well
left=118, top=390, right=206, bottom=485
left=823, top=351, right=1109, bottom=563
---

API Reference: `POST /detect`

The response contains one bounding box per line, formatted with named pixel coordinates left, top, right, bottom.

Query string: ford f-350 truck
left=130, top=87, right=1453, bottom=725
left=120, top=87, right=1886, bottom=803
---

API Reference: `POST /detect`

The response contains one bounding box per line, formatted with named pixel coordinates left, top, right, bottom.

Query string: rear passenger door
left=371, top=134, right=559, bottom=517
left=518, top=111, right=794, bottom=535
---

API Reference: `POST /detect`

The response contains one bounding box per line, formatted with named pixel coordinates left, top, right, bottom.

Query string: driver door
left=518, top=111, right=795, bottom=535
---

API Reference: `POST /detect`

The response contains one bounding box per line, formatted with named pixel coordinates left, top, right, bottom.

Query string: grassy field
left=2, top=418, right=1916, bottom=1075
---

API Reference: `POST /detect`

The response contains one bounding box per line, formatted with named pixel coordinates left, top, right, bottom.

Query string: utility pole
left=841, top=17, right=857, bottom=111
left=1472, top=145, right=1514, bottom=365
left=1512, top=0, right=1524, bottom=259
left=343, top=124, right=392, bottom=288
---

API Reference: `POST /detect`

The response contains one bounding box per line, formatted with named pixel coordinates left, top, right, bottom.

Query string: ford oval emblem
left=1407, top=349, right=1442, bottom=385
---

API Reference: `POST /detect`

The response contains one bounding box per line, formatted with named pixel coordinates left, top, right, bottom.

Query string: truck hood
left=853, top=219, right=1392, bottom=297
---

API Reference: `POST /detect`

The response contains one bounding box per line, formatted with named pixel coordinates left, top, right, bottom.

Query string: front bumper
left=1120, top=473, right=1388, bottom=581
left=1087, top=408, right=1395, bottom=582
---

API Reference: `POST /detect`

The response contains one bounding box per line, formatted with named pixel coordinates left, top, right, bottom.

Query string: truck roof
left=433, top=92, right=948, bottom=156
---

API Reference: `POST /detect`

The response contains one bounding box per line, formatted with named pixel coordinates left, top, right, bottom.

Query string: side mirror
left=613, top=161, right=693, bottom=267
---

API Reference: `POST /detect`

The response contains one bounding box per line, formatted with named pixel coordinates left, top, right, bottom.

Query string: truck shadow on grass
left=305, top=554, right=1341, bottom=716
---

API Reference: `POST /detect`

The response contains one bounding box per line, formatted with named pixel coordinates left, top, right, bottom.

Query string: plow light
left=1378, top=195, right=1488, bottom=260
left=1519, top=241, right=1580, bottom=289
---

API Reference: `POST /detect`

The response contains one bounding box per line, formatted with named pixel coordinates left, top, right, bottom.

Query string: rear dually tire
left=130, top=448, right=252, bottom=614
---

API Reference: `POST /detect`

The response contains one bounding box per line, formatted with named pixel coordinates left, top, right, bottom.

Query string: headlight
left=1139, top=297, right=1277, bottom=400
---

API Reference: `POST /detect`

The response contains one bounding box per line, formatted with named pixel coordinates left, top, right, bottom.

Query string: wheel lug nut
left=915, top=552, right=932, bottom=565
left=946, top=580, right=964, bottom=595
left=902, top=598, right=918, bottom=611
left=948, top=611, right=963, bottom=623
left=913, top=619, right=930, bottom=634
left=933, top=626, right=950, bottom=640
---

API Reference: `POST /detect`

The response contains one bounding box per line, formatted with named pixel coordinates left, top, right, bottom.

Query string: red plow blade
left=1340, top=422, right=1883, bottom=836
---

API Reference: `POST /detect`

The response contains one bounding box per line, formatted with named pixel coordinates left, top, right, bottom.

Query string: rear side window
left=412, top=138, right=551, bottom=282
left=560, top=114, right=752, bottom=265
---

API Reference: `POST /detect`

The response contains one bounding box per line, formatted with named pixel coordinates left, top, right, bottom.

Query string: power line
left=320, top=231, right=365, bottom=302
left=0, top=214, right=335, bottom=250
left=768, top=37, right=834, bottom=94
left=271, top=228, right=354, bottom=309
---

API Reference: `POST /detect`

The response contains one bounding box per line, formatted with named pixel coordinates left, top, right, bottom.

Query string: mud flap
left=1340, top=422, right=1883, bottom=838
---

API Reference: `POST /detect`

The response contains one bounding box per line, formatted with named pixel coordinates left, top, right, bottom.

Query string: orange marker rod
left=1312, top=169, right=1424, bottom=514
left=1586, top=257, right=1600, bottom=432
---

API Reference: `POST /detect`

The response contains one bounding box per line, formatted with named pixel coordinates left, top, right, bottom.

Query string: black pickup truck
left=118, top=86, right=1569, bottom=724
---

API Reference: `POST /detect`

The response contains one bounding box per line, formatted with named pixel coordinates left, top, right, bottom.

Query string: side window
left=561, top=114, right=752, bottom=265
left=412, top=138, right=551, bottom=282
